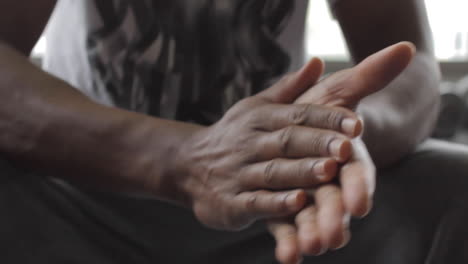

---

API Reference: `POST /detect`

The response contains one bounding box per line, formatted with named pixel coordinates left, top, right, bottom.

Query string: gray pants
left=0, top=139, right=467, bottom=264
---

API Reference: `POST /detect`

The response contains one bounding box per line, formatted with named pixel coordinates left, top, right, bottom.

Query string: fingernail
left=315, top=245, right=327, bottom=256
left=342, top=213, right=351, bottom=228
left=404, top=41, right=417, bottom=55
left=335, top=230, right=351, bottom=250
left=286, top=192, right=305, bottom=210
left=314, top=160, right=336, bottom=181
left=361, top=198, right=374, bottom=218
left=341, top=118, right=361, bottom=137
left=328, top=139, right=351, bottom=161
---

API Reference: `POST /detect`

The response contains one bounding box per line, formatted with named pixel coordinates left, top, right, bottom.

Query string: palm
left=268, top=42, right=416, bottom=264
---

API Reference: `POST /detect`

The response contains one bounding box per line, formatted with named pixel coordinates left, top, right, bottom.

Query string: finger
left=268, top=220, right=302, bottom=264
left=255, top=127, right=352, bottom=162
left=241, top=158, right=337, bottom=190
left=341, top=139, right=376, bottom=217
left=295, top=205, right=324, bottom=256
left=234, top=190, right=307, bottom=221
left=353, top=41, right=416, bottom=97
left=257, top=57, right=324, bottom=104
left=315, top=185, right=350, bottom=250
left=295, top=42, right=416, bottom=108
left=254, top=103, right=362, bottom=137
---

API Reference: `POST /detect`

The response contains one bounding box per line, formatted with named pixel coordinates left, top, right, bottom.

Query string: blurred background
left=31, top=0, right=468, bottom=144
left=305, top=0, right=468, bottom=144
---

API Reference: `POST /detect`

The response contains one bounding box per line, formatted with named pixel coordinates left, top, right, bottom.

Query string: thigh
left=303, top=139, right=468, bottom=264
left=0, top=157, right=275, bottom=264
left=5, top=138, right=467, bottom=264
left=82, top=139, right=468, bottom=264
left=0, top=158, right=152, bottom=264
left=84, top=139, right=468, bottom=264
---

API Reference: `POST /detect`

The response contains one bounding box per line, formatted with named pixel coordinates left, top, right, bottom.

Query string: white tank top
left=43, top=0, right=331, bottom=122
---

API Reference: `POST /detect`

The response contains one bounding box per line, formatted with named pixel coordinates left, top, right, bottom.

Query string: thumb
left=257, top=57, right=324, bottom=103
left=295, top=41, right=416, bottom=108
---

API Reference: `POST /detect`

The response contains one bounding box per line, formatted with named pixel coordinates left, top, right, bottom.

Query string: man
left=0, top=0, right=467, bottom=264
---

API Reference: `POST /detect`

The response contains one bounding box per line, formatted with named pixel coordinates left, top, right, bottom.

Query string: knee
left=385, top=140, right=468, bottom=185
left=375, top=140, right=468, bottom=216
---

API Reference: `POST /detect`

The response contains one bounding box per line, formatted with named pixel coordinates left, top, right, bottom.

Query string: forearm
left=0, top=42, right=202, bottom=203
left=358, top=52, right=440, bottom=167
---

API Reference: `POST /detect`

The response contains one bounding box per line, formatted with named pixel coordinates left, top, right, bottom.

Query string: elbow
left=417, top=52, right=441, bottom=143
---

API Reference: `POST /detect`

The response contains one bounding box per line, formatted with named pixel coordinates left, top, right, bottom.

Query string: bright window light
left=306, top=0, right=468, bottom=61
left=31, top=36, right=47, bottom=57
left=306, top=0, right=348, bottom=60
left=31, top=1, right=468, bottom=62
left=426, top=0, right=468, bottom=61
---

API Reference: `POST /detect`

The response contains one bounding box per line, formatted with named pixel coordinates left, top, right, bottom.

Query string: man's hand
left=268, top=42, right=416, bottom=264
left=163, top=58, right=363, bottom=231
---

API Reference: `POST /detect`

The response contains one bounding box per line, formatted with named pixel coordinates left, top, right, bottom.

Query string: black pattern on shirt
left=85, top=0, right=293, bottom=124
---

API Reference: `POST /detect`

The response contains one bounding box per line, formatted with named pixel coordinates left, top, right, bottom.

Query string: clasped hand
left=172, top=42, right=415, bottom=264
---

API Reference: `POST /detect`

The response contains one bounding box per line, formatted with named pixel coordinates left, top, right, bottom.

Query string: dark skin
left=0, top=40, right=359, bottom=227
left=0, top=0, right=359, bottom=229
left=0, top=0, right=439, bottom=264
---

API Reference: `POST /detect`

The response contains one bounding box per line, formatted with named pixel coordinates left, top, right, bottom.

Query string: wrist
left=139, top=116, right=205, bottom=207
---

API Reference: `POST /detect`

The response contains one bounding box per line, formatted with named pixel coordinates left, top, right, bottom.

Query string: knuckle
left=238, top=167, right=251, bottom=188
left=325, top=110, right=345, bottom=130
left=246, top=109, right=261, bottom=125
left=278, top=127, right=294, bottom=156
left=289, top=104, right=310, bottom=125
left=226, top=97, right=260, bottom=121
left=264, top=160, right=277, bottom=185
left=245, top=105, right=272, bottom=130
left=249, top=107, right=274, bottom=131
left=245, top=193, right=259, bottom=211
left=232, top=135, right=256, bottom=160
left=310, top=133, right=331, bottom=154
